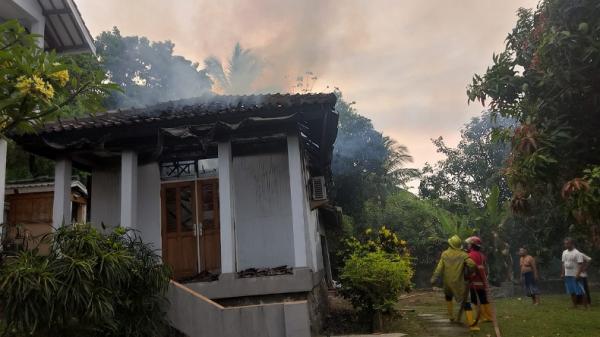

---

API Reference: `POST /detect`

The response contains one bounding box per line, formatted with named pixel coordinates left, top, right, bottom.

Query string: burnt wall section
left=232, top=148, right=294, bottom=270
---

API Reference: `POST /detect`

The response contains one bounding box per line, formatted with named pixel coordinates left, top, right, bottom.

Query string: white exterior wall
left=287, top=136, right=309, bottom=268
left=90, top=169, right=121, bottom=227
left=232, top=151, right=295, bottom=270
left=136, top=163, right=162, bottom=253
left=300, top=156, right=322, bottom=273
left=91, top=163, right=161, bottom=251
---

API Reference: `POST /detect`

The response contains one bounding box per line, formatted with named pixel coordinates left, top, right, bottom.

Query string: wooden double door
left=161, top=179, right=221, bottom=280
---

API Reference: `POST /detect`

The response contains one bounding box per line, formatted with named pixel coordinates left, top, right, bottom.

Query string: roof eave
left=39, top=0, right=96, bottom=54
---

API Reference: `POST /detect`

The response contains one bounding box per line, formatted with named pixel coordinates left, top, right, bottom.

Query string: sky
left=76, top=0, right=539, bottom=172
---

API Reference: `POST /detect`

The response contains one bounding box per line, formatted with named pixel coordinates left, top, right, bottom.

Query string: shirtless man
left=519, top=247, right=540, bottom=305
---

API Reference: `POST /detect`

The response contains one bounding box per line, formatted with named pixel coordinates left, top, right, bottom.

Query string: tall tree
left=418, top=109, right=571, bottom=278
left=332, top=91, right=418, bottom=221
left=468, top=0, right=600, bottom=248
left=419, top=112, right=514, bottom=211
left=204, top=43, right=262, bottom=94
left=96, top=27, right=212, bottom=109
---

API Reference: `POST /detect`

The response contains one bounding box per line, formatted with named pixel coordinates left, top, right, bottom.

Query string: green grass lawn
left=398, top=291, right=600, bottom=337
left=479, top=293, right=600, bottom=337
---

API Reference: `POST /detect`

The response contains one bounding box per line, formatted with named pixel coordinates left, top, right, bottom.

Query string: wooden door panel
left=165, top=237, right=179, bottom=270
left=7, top=193, right=54, bottom=255
left=203, top=230, right=221, bottom=272
left=198, top=179, right=221, bottom=273
left=161, top=182, right=198, bottom=280
left=179, top=236, right=198, bottom=276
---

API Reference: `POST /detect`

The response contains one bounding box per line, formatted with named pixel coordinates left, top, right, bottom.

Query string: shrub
left=0, top=224, right=171, bottom=337
left=339, top=226, right=413, bottom=330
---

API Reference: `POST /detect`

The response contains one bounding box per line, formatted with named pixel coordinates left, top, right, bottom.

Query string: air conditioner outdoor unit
left=311, top=176, right=328, bottom=201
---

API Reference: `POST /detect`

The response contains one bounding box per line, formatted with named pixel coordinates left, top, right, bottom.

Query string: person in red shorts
left=465, top=236, right=493, bottom=325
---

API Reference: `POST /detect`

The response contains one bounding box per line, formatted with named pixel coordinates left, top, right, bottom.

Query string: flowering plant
left=0, top=20, right=117, bottom=135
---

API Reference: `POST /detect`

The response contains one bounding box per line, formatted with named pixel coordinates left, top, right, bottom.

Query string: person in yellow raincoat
left=430, top=235, right=479, bottom=331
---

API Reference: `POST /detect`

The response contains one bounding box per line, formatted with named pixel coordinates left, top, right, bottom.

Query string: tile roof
left=42, top=93, right=337, bottom=134
left=5, top=179, right=88, bottom=195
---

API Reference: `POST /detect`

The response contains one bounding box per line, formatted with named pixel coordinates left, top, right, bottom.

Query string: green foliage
left=467, top=0, right=600, bottom=233
left=0, top=224, right=171, bottom=337
left=96, top=27, right=212, bottom=109
left=332, top=90, right=418, bottom=220
left=5, top=141, right=53, bottom=181
left=363, top=190, right=474, bottom=269
left=419, top=111, right=513, bottom=211
left=0, top=20, right=116, bottom=136
left=339, top=227, right=413, bottom=318
left=323, top=214, right=355, bottom=279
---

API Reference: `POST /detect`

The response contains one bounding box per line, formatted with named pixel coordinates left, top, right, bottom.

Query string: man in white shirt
left=560, top=238, right=587, bottom=308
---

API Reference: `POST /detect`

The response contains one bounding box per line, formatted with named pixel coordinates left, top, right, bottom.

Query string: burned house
left=11, top=93, right=339, bottom=336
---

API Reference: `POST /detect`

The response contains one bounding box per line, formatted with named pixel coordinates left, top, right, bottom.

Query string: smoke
left=193, top=0, right=370, bottom=94
left=236, top=0, right=370, bottom=93
left=95, top=29, right=213, bottom=109
left=78, top=0, right=539, bottom=168
left=204, top=43, right=263, bottom=94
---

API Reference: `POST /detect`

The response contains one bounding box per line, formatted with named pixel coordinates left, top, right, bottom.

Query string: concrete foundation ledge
left=168, top=281, right=312, bottom=337
left=186, top=267, right=318, bottom=299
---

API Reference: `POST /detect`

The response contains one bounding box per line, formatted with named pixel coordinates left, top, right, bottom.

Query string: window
left=160, top=159, right=218, bottom=181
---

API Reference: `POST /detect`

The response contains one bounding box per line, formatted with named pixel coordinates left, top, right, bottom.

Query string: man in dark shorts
left=519, top=247, right=540, bottom=305
left=465, top=236, right=493, bottom=324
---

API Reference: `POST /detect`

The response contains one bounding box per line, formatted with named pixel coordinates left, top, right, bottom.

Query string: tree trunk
left=372, top=311, right=384, bottom=333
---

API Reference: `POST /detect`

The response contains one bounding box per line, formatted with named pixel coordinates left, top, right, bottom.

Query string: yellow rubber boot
left=446, top=301, right=455, bottom=322
left=465, top=310, right=480, bottom=331
left=481, top=304, right=493, bottom=322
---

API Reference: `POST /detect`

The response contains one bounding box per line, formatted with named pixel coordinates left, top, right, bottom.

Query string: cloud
left=76, top=0, right=539, bottom=167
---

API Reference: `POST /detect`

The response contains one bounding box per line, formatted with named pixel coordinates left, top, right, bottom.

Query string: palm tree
left=382, top=136, right=420, bottom=188
left=204, top=43, right=262, bottom=94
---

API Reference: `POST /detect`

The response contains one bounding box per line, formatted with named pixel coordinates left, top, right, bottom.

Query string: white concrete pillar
left=30, top=18, right=45, bottom=48
left=0, top=139, right=7, bottom=224
left=52, top=158, right=72, bottom=227
left=287, top=135, right=308, bottom=268
left=12, top=0, right=45, bottom=48
left=218, top=142, right=236, bottom=273
left=120, top=151, right=138, bottom=228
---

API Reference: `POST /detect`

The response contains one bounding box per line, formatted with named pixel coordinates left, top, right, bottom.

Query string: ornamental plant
left=339, top=226, right=413, bottom=331
left=0, top=224, right=171, bottom=337
left=0, top=20, right=117, bottom=135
